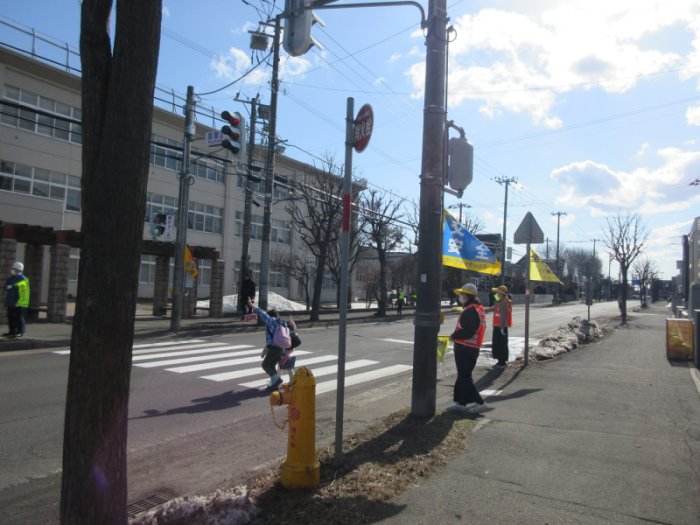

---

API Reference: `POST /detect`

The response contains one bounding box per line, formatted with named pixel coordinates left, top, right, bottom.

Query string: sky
left=2, top=0, right=700, bottom=281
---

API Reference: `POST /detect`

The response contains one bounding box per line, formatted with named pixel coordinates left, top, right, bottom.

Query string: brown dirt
left=247, top=408, right=476, bottom=525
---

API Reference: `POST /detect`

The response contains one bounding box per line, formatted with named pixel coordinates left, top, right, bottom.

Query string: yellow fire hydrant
left=269, top=366, right=320, bottom=489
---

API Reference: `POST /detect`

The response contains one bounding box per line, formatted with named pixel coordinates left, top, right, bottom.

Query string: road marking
left=164, top=351, right=316, bottom=374
left=131, top=344, right=254, bottom=361
left=53, top=340, right=217, bottom=355
left=379, top=339, right=413, bottom=344
left=135, top=348, right=268, bottom=368
left=132, top=339, right=206, bottom=349
left=237, top=359, right=378, bottom=388
left=315, top=364, right=412, bottom=395
left=480, top=389, right=502, bottom=397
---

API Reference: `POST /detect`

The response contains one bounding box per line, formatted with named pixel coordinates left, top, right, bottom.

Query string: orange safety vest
left=454, top=303, right=487, bottom=349
left=493, top=299, right=513, bottom=328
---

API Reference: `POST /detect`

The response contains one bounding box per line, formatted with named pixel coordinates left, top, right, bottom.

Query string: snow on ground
left=197, top=292, right=306, bottom=313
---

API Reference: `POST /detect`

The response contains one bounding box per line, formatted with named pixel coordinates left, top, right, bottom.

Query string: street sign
left=206, top=130, right=225, bottom=147
left=513, top=212, right=544, bottom=244
left=353, top=104, right=373, bottom=153
left=164, top=214, right=174, bottom=241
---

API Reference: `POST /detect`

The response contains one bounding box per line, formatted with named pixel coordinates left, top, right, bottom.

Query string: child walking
left=248, top=298, right=288, bottom=391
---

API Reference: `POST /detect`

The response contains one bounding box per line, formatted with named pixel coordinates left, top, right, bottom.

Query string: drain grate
left=127, top=495, right=169, bottom=517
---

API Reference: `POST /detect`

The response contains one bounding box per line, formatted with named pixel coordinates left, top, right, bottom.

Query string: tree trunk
left=621, top=271, right=628, bottom=324
left=61, top=2, right=161, bottom=524
left=377, top=247, right=387, bottom=317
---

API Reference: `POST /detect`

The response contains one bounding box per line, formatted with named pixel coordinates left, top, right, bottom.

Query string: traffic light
left=448, top=136, right=474, bottom=192
left=283, top=0, right=325, bottom=57
left=151, top=212, right=166, bottom=238
left=221, top=111, right=247, bottom=159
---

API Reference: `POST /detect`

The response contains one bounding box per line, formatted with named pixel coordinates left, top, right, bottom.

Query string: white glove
left=5, top=285, right=12, bottom=291
left=500, top=328, right=506, bottom=336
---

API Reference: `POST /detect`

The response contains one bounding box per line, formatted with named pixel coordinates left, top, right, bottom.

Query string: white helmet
left=12, top=262, right=24, bottom=272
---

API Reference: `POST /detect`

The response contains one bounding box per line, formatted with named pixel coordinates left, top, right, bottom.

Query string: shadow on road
left=131, top=387, right=271, bottom=419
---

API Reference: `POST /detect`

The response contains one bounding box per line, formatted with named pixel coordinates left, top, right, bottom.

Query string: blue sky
left=2, top=0, right=700, bottom=280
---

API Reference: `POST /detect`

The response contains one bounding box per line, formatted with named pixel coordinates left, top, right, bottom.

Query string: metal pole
left=524, top=217, right=532, bottom=366
left=411, top=0, right=447, bottom=419
left=239, top=98, right=258, bottom=305
left=334, top=97, right=354, bottom=467
left=587, top=260, right=591, bottom=322
left=500, top=181, right=509, bottom=286
left=171, top=86, right=196, bottom=332
left=259, top=16, right=282, bottom=312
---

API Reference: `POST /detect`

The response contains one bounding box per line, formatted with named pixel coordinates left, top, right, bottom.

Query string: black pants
left=262, top=345, right=284, bottom=377
left=453, top=345, right=484, bottom=406
left=492, top=326, right=509, bottom=365
left=7, top=306, right=25, bottom=336
left=397, top=299, right=404, bottom=314
left=240, top=300, right=253, bottom=318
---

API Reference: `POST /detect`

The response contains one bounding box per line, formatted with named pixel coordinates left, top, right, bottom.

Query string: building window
left=188, top=202, right=223, bottom=234
left=150, top=134, right=225, bottom=184
left=0, top=160, right=81, bottom=212
left=69, top=248, right=80, bottom=282
left=145, top=192, right=178, bottom=223
left=2, top=86, right=82, bottom=145
left=270, top=270, right=290, bottom=289
left=235, top=211, right=264, bottom=241
left=140, top=255, right=157, bottom=284
left=357, top=274, right=366, bottom=282
left=198, top=259, right=211, bottom=287
left=273, top=187, right=288, bottom=201
left=271, top=219, right=292, bottom=245
left=236, top=175, right=262, bottom=193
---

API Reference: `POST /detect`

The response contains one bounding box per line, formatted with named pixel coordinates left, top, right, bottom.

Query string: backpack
left=268, top=320, right=292, bottom=349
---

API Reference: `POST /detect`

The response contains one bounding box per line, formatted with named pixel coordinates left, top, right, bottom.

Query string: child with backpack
left=248, top=298, right=291, bottom=391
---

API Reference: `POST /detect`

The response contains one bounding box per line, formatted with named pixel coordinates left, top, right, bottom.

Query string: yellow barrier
left=666, top=318, right=693, bottom=360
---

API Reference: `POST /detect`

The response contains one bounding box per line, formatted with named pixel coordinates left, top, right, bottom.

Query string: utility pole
left=238, top=97, right=258, bottom=305
left=552, top=211, right=567, bottom=302
left=447, top=202, right=470, bottom=224
left=411, top=0, right=447, bottom=419
left=171, top=86, right=196, bottom=332
left=495, top=177, right=517, bottom=286
left=258, top=16, right=282, bottom=312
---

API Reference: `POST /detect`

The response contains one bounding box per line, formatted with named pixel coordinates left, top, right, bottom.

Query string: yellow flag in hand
left=529, top=248, right=562, bottom=284
left=184, top=246, right=198, bottom=279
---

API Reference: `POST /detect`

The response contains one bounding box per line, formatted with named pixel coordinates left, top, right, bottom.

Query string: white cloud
left=387, top=53, right=402, bottom=63
left=408, top=47, right=421, bottom=56
left=210, top=46, right=311, bottom=87
left=635, top=142, right=650, bottom=158
left=406, top=1, right=700, bottom=127
left=550, top=214, right=576, bottom=227
left=374, top=77, right=387, bottom=86
left=647, top=220, right=693, bottom=248
left=551, top=145, right=700, bottom=216
left=685, top=140, right=697, bottom=145
left=231, top=22, right=257, bottom=35
left=687, top=104, right=700, bottom=126
left=162, top=6, right=170, bottom=17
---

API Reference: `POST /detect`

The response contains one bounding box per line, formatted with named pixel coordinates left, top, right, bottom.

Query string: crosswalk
left=52, top=339, right=413, bottom=396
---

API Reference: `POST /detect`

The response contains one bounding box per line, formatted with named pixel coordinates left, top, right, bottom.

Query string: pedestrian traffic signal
left=151, top=212, right=167, bottom=238
left=448, top=136, right=474, bottom=192
left=283, top=0, right=325, bottom=57
left=221, top=111, right=247, bottom=159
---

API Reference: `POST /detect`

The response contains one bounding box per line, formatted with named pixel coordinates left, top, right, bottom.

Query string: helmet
left=12, top=262, right=24, bottom=272
left=453, top=283, right=478, bottom=296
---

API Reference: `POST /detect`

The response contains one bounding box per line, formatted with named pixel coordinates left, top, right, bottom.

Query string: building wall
left=0, top=45, right=348, bottom=306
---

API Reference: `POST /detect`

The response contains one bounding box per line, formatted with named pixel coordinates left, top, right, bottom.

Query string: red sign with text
left=353, top=104, right=373, bottom=153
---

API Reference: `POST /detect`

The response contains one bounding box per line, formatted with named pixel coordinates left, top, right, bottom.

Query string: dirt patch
left=248, top=408, right=476, bottom=524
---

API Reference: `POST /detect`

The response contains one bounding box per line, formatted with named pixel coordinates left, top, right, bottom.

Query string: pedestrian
left=448, top=283, right=488, bottom=414
left=348, top=285, right=353, bottom=310
left=617, top=294, right=623, bottom=315
left=485, top=285, right=512, bottom=369
left=397, top=287, right=405, bottom=315
left=249, top=297, right=288, bottom=391
left=488, top=289, right=496, bottom=307
left=278, top=315, right=299, bottom=383
left=239, top=271, right=256, bottom=320
left=4, top=262, right=29, bottom=339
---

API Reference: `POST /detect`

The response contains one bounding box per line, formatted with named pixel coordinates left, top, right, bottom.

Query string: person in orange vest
left=448, top=283, right=488, bottom=414
left=485, top=285, right=513, bottom=369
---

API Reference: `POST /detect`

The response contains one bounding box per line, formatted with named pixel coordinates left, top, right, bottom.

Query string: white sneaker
left=467, top=402, right=488, bottom=414
left=447, top=404, right=468, bottom=412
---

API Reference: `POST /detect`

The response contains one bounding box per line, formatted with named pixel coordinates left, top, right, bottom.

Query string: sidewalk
left=375, top=304, right=700, bottom=525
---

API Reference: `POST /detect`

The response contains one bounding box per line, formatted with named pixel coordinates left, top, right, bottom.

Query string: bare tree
left=603, top=212, right=649, bottom=324
left=391, top=253, right=417, bottom=294
left=362, top=266, right=381, bottom=308
left=285, top=156, right=361, bottom=321
left=633, top=256, right=659, bottom=308
left=360, top=189, right=404, bottom=317
left=270, top=249, right=312, bottom=310
left=61, top=2, right=162, bottom=523
left=326, top=212, right=366, bottom=307
left=461, top=211, right=485, bottom=236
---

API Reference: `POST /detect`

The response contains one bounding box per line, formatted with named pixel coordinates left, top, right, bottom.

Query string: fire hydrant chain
left=270, top=403, right=288, bottom=430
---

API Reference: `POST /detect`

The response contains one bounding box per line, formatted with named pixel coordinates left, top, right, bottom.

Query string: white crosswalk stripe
left=379, top=339, right=413, bottom=344
left=132, top=339, right=206, bottom=349
left=201, top=354, right=344, bottom=382
left=315, top=364, right=413, bottom=395
left=134, top=347, right=263, bottom=368
left=163, top=351, right=315, bottom=374
left=132, top=344, right=253, bottom=362
left=53, top=340, right=215, bottom=355
left=237, top=359, right=379, bottom=389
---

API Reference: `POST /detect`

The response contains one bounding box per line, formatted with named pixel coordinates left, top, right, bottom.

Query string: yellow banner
left=529, top=248, right=562, bottom=283
left=184, top=246, right=198, bottom=279
left=442, top=255, right=502, bottom=275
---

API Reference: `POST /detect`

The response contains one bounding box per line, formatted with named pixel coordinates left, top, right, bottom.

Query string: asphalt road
left=0, top=300, right=621, bottom=521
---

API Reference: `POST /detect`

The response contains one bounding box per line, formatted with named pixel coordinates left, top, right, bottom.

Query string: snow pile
left=197, top=292, right=306, bottom=313
left=520, top=316, right=603, bottom=362
left=129, top=486, right=257, bottom=525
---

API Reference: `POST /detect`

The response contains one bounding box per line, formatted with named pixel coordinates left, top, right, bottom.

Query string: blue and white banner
left=442, top=210, right=502, bottom=275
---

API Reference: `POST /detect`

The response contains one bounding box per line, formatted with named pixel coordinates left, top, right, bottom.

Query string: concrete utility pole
left=171, top=86, right=196, bottom=332
left=411, top=0, right=448, bottom=419
left=259, top=16, right=282, bottom=312
left=552, top=211, right=567, bottom=302
left=448, top=202, right=470, bottom=224
left=496, top=177, right=517, bottom=286
left=238, top=97, right=258, bottom=303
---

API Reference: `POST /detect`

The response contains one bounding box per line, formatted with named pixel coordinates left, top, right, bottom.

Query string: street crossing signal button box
left=448, top=136, right=474, bottom=192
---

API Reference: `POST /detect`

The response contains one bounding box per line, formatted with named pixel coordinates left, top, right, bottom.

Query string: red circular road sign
left=353, top=104, right=374, bottom=153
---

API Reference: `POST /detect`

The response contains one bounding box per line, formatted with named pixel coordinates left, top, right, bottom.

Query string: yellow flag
left=437, top=336, right=450, bottom=365
left=529, top=248, right=562, bottom=283
left=184, top=246, right=198, bottom=279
